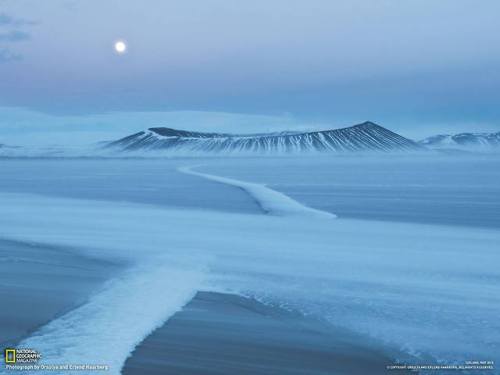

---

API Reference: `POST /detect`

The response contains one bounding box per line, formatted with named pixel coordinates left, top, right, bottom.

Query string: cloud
left=0, top=30, right=30, bottom=42
left=0, top=13, right=14, bottom=25
left=0, top=13, right=36, bottom=62
left=0, top=48, right=22, bottom=63
left=0, top=12, right=36, bottom=26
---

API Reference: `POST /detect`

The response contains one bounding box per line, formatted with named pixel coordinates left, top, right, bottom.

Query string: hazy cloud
left=0, top=47, right=21, bottom=62
left=0, top=13, right=11, bottom=25
left=0, top=30, right=30, bottom=42
left=0, top=12, right=36, bottom=62
left=0, top=12, right=36, bottom=26
left=0, top=0, right=498, bottom=133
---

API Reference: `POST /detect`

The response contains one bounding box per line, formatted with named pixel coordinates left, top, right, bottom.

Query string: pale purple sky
left=0, top=0, right=499, bottom=144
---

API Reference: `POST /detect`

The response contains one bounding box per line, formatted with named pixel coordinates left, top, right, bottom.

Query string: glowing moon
left=114, top=41, right=127, bottom=54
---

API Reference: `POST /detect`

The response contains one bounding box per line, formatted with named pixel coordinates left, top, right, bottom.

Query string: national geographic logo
left=4, top=348, right=41, bottom=364
left=4, top=349, right=15, bottom=364
left=3, top=348, right=109, bottom=372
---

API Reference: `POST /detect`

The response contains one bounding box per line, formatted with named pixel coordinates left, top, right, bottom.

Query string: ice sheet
left=0, top=187, right=499, bottom=373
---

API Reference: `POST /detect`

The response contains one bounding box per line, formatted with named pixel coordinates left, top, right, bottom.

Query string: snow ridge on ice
left=178, top=165, right=336, bottom=219
left=19, top=262, right=203, bottom=375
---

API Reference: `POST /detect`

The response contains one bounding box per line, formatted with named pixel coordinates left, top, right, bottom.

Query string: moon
left=114, top=41, right=127, bottom=54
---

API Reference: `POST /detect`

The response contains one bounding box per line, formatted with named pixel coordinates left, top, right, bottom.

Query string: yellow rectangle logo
left=5, top=349, right=16, bottom=364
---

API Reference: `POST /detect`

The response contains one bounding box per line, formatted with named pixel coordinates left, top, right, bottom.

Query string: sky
left=1, top=0, right=499, bottom=145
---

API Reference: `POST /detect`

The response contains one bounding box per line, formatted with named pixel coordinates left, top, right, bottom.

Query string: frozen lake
left=0, top=155, right=499, bottom=373
left=0, top=158, right=261, bottom=214
left=201, top=155, right=500, bottom=228
left=2, top=155, right=499, bottom=228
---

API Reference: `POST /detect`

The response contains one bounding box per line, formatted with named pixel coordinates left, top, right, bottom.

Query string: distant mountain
left=419, top=132, right=500, bottom=151
left=0, top=143, right=22, bottom=156
left=107, top=122, right=423, bottom=154
left=0, top=144, right=97, bottom=158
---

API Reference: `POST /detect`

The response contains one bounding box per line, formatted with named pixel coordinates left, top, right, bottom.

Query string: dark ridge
left=107, top=122, right=423, bottom=154
left=149, top=128, right=233, bottom=138
left=149, top=121, right=383, bottom=139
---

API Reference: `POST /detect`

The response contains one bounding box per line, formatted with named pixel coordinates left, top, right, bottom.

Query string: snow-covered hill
left=419, top=132, right=500, bottom=151
left=107, top=121, right=422, bottom=154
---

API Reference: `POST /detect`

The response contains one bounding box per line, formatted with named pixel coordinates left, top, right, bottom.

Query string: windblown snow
left=0, top=164, right=499, bottom=374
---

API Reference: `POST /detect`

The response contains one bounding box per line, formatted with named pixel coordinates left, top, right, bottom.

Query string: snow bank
left=20, top=262, right=203, bottom=374
left=178, top=165, right=336, bottom=219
